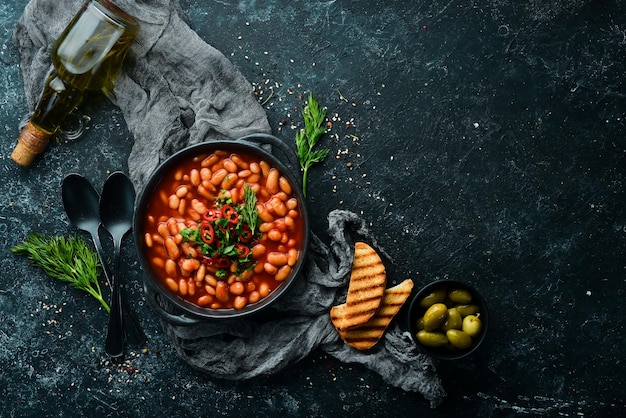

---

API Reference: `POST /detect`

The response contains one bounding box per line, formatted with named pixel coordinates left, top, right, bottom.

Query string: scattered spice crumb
left=242, top=31, right=385, bottom=201
left=99, top=349, right=150, bottom=384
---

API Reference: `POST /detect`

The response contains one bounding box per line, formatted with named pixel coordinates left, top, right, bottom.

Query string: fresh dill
left=242, top=184, right=260, bottom=235
left=11, top=233, right=110, bottom=312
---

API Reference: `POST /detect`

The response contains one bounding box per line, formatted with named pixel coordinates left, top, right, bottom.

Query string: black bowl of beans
left=134, top=133, right=309, bottom=321
left=407, top=280, right=488, bottom=360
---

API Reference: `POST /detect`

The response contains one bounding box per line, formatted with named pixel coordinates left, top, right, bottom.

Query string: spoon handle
left=122, top=293, right=147, bottom=347
left=92, top=230, right=145, bottom=347
left=90, top=229, right=112, bottom=289
left=105, top=245, right=125, bottom=358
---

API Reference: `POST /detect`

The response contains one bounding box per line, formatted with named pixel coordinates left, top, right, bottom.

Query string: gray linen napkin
left=14, top=0, right=445, bottom=406
left=159, top=210, right=446, bottom=406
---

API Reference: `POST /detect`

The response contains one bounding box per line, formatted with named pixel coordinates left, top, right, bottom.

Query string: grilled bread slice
left=330, top=242, right=387, bottom=331
left=334, top=279, right=414, bottom=350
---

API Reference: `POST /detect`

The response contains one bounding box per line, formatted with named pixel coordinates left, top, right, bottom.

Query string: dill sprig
left=296, top=93, right=330, bottom=197
left=11, top=233, right=110, bottom=312
left=242, top=184, right=260, bottom=235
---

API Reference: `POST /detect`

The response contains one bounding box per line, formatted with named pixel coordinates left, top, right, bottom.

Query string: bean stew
left=140, top=149, right=306, bottom=311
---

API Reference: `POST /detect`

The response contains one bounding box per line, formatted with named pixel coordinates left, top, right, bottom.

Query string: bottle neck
left=10, top=70, right=85, bottom=167
left=30, top=70, right=85, bottom=134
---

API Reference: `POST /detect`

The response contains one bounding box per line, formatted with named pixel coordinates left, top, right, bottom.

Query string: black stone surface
left=1, top=0, right=625, bottom=416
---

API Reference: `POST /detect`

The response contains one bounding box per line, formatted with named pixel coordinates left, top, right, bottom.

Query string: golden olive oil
left=12, top=0, right=138, bottom=166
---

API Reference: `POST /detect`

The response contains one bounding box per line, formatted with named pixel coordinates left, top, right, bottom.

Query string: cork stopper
left=11, top=122, right=51, bottom=167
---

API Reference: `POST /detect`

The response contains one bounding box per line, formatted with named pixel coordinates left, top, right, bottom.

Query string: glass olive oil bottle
left=11, top=0, right=139, bottom=167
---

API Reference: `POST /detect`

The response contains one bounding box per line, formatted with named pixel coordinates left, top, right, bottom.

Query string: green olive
left=462, top=314, right=482, bottom=337
left=446, top=329, right=473, bottom=350
left=456, top=304, right=480, bottom=317
left=422, top=303, right=448, bottom=331
left=419, top=287, right=447, bottom=308
left=416, top=330, right=448, bottom=347
left=448, top=288, right=473, bottom=304
left=415, top=317, right=424, bottom=331
left=441, top=307, right=462, bottom=331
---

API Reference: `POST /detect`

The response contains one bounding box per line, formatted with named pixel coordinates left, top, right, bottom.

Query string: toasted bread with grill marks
left=329, top=304, right=353, bottom=332
left=335, top=279, right=414, bottom=350
left=330, top=242, right=387, bottom=330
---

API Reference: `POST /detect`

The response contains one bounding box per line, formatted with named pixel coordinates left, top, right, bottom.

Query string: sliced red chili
left=202, top=255, right=215, bottom=266
left=221, top=205, right=239, bottom=224
left=214, top=254, right=231, bottom=268
left=239, top=224, right=253, bottom=242
left=235, top=243, right=250, bottom=258
left=203, top=208, right=222, bottom=222
left=200, top=222, right=215, bottom=244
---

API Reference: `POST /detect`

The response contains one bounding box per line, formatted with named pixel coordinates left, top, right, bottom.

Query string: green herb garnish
left=242, top=184, right=260, bottom=235
left=180, top=185, right=260, bottom=279
left=11, top=233, right=110, bottom=312
left=296, top=93, right=330, bottom=197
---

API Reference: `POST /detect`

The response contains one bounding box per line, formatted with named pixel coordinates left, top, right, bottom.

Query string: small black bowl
left=407, top=279, right=488, bottom=360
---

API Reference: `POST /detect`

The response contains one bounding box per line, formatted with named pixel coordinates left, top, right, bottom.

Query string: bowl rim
left=133, top=137, right=310, bottom=320
left=407, top=279, right=488, bottom=360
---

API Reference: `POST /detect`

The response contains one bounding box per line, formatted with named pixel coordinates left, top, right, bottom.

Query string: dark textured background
left=1, top=0, right=625, bottom=416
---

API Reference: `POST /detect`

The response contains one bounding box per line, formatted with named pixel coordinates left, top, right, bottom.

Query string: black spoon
left=61, top=174, right=111, bottom=288
left=100, top=171, right=138, bottom=358
left=61, top=173, right=146, bottom=352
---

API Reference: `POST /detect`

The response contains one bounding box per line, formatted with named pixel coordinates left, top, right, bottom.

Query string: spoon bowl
left=61, top=174, right=110, bottom=286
